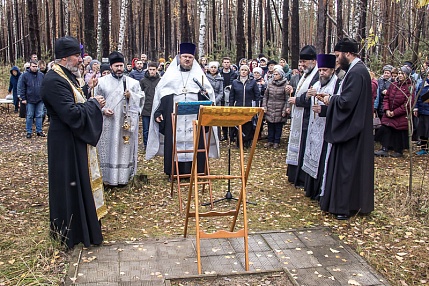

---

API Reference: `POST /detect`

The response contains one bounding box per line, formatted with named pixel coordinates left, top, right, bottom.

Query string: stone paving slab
left=65, top=228, right=390, bottom=286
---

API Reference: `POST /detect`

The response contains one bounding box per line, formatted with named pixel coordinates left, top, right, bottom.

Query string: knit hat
left=208, top=61, right=219, bottom=68
left=252, top=67, right=263, bottom=75
left=100, top=64, right=110, bottom=74
left=299, top=45, right=317, bottom=60
left=54, top=36, right=81, bottom=59
left=400, top=65, right=412, bottom=76
left=334, top=38, right=359, bottom=53
left=89, top=60, right=100, bottom=70
left=109, top=51, right=125, bottom=65
left=382, top=65, right=394, bottom=72
left=273, top=65, right=286, bottom=78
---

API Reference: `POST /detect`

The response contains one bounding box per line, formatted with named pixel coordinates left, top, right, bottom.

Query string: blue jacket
left=129, top=69, right=145, bottom=81
left=18, top=70, right=44, bottom=104
left=416, top=80, right=429, bottom=116
left=8, top=66, right=21, bottom=98
left=230, top=77, right=261, bottom=107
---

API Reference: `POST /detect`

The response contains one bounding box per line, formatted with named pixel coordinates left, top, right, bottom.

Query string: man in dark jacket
left=219, top=56, right=238, bottom=140
left=140, top=62, right=161, bottom=148
left=8, top=66, right=21, bottom=113
left=41, top=36, right=107, bottom=249
left=129, top=59, right=146, bottom=81
left=19, top=60, right=45, bottom=138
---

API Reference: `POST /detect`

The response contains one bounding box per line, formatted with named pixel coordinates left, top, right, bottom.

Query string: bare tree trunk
left=281, top=0, right=289, bottom=60
left=180, top=0, right=192, bottom=42
left=316, top=0, right=327, bottom=53
left=84, top=0, right=96, bottom=56
left=99, top=0, right=109, bottom=58
left=13, top=0, right=21, bottom=59
left=337, top=0, right=343, bottom=41
left=198, top=0, right=208, bottom=58
left=164, top=0, right=171, bottom=58
left=358, top=0, right=368, bottom=62
left=236, top=0, right=245, bottom=63
left=45, top=0, right=52, bottom=58
left=7, top=4, right=15, bottom=63
left=259, top=0, right=264, bottom=53
left=127, top=0, right=136, bottom=59
left=52, top=0, right=57, bottom=41
left=63, top=0, right=69, bottom=35
left=117, top=0, right=128, bottom=52
left=27, top=0, right=41, bottom=57
left=411, top=7, right=425, bottom=65
left=149, top=0, right=156, bottom=60
left=247, top=0, right=253, bottom=58
left=291, top=0, right=299, bottom=68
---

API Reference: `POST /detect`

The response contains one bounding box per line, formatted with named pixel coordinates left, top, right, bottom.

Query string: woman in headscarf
left=229, top=64, right=261, bottom=147
left=262, top=66, right=290, bottom=148
left=374, top=65, right=413, bottom=158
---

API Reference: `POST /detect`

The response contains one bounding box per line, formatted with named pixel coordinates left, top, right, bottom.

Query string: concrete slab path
left=65, top=227, right=390, bottom=286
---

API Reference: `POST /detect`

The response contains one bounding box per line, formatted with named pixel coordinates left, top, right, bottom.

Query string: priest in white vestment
left=301, top=54, right=337, bottom=200
left=145, top=43, right=219, bottom=176
left=95, top=51, right=144, bottom=186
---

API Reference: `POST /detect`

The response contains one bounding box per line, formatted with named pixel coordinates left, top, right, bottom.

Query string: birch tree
left=198, top=0, right=208, bottom=57
left=63, top=0, right=69, bottom=35
left=117, top=0, right=128, bottom=52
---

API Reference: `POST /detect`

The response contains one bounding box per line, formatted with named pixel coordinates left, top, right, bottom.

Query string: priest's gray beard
left=319, top=75, right=332, bottom=86
left=304, top=65, right=315, bottom=75
left=65, top=58, right=79, bottom=74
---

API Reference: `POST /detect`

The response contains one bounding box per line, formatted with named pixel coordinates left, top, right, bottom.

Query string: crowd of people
left=7, top=34, right=428, bottom=249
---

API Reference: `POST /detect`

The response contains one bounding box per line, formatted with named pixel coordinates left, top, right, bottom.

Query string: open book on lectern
left=197, top=106, right=263, bottom=127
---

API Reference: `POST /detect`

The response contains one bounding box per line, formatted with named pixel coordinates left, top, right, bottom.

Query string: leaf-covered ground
left=0, top=108, right=428, bottom=285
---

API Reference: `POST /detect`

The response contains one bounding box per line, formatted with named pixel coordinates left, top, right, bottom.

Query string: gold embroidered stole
left=52, top=64, right=107, bottom=220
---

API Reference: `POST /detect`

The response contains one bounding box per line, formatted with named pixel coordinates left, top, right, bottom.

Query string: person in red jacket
left=374, top=65, right=413, bottom=157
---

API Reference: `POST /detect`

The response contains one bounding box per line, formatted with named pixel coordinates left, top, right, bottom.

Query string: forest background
left=1, top=0, right=429, bottom=71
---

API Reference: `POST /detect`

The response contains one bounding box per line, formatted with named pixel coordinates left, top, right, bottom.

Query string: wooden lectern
left=170, top=101, right=213, bottom=211
left=184, top=106, right=264, bottom=274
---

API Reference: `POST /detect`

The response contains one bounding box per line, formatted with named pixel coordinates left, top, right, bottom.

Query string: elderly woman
left=230, top=64, right=261, bottom=147
left=374, top=65, right=413, bottom=158
left=262, top=66, right=290, bottom=148
left=206, top=61, right=224, bottom=106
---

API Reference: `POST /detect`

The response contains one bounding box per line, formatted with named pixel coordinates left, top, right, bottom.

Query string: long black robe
left=154, top=93, right=208, bottom=175
left=287, top=72, right=319, bottom=187
left=320, top=60, right=374, bottom=215
left=41, top=66, right=104, bottom=249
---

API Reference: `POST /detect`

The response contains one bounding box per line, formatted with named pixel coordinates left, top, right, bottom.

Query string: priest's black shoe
left=335, top=214, right=350, bottom=220
left=26, top=133, right=32, bottom=139
left=37, top=132, right=46, bottom=137
left=374, top=147, right=388, bottom=157
left=390, top=152, right=403, bottom=158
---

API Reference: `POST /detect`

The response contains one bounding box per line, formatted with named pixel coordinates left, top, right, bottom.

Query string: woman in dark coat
left=262, top=66, right=290, bottom=148
left=8, top=66, right=21, bottom=113
left=374, top=65, right=413, bottom=158
left=230, top=64, right=261, bottom=147
left=206, top=61, right=224, bottom=106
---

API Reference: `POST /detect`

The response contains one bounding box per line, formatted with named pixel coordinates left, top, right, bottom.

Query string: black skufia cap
left=54, top=36, right=81, bottom=59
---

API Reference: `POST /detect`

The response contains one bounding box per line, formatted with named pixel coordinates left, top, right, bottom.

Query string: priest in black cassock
left=145, top=43, right=219, bottom=176
left=320, top=38, right=374, bottom=220
left=41, top=36, right=107, bottom=248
